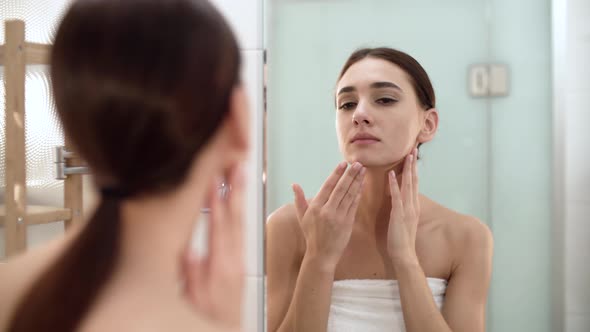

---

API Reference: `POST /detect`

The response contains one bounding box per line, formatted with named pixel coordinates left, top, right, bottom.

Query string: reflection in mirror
left=263, top=0, right=586, bottom=331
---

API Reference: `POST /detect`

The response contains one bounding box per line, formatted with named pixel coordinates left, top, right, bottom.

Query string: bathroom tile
left=565, top=93, right=590, bottom=202
left=242, top=50, right=265, bottom=277
left=565, top=202, right=590, bottom=313
left=0, top=222, right=63, bottom=260
left=243, top=275, right=264, bottom=332
left=565, top=42, right=590, bottom=93
left=565, top=312, right=590, bottom=332
left=565, top=1, right=590, bottom=94
left=566, top=0, right=590, bottom=37
left=242, top=50, right=265, bottom=115
left=211, top=0, right=263, bottom=50
left=26, top=222, right=64, bottom=248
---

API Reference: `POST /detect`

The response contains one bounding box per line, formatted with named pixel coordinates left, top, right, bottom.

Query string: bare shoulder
left=445, top=209, right=491, bottom=244
left=266, top=202, right=299, bottom=225
left=266, top=203, right=305, bottom=255
left=0, top=231, right=74, bottom=330
left=81, top=293, right=238, bottom=332
left=422, top=196, right=493, bottom=255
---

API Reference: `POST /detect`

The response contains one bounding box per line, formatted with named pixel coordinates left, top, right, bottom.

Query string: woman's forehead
left=337, top=58, right=411, bottom=92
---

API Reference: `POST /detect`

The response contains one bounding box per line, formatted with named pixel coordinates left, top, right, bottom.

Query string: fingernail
left=338, top=162, right=347, bottom=170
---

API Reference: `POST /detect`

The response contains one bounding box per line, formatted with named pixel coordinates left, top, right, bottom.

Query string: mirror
left=263, top=0, right=585, bottom=331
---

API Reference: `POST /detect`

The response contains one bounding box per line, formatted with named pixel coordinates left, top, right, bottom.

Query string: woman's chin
left=347, top=155, right=394, bottom=168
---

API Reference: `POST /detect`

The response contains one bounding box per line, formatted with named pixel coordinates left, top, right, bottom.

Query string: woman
left=267, top=47, right=494, bottom=332
left=0, top=0, right=248, bottom=331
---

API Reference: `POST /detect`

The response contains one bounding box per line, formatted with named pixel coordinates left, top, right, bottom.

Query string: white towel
left=327, top=278, right=447, bottom=332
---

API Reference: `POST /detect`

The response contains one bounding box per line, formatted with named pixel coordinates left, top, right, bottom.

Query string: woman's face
left=335, top=57, right=432, bottom=168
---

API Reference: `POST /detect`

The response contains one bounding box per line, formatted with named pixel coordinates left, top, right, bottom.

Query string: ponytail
left=8, top=194, right=123, bottom=332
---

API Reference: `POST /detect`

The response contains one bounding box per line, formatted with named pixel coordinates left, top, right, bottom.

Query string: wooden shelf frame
left=2, top=19, right=84, bottom=258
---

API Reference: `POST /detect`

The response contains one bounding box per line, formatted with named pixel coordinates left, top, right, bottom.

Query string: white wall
left=560, top=0, right=590, bottom=331
left=208, top=1, right=265, bottom=331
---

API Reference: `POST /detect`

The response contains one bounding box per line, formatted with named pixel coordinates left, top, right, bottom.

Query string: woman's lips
left=350, top=132, right=380, bottom=144
left=352, top=138, right=379, bottom=145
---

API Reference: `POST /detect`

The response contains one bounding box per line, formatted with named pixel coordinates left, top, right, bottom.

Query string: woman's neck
left=356, top=161, right=405, bottom=233
left=115, top=162, right=213, bottom=293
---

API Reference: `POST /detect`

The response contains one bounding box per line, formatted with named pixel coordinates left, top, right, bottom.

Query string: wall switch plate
left=469, top=64, right=490, bottom=97
left=468, top=63, right=510, bottom=97
left=489, top=64, right=509, bottom=96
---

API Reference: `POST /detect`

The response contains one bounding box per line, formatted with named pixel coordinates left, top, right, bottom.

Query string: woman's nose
left=352, top=105, right=372, bottom=126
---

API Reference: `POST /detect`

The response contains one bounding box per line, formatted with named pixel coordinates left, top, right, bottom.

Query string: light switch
left=489, top=64, right=509, bottom=96
left=469, top=64, right=489, bottom=97
left=468, top=63, right=510, bottom=97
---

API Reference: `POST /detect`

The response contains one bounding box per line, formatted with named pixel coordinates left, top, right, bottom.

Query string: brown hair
left=338, top=47, right=435, bottom=109
left=8, top=0, right=240, bottom=331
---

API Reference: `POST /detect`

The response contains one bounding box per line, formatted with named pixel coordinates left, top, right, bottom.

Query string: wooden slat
left=4, top=20, right=27, bottom=257
left=0, top=45, right=4, bottom=66
left=0, top=205, right=72, bottom=226
left=64, top=136, right=85, bottom=228
left=27, top=206, right=72, bottom=225
left=24, top=42, right=51, bottom=65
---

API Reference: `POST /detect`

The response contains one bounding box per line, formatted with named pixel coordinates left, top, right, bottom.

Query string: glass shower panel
left=487, top=0, right=553, bottom=331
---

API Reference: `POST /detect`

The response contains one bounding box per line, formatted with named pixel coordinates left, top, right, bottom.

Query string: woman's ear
left=418, top=108, right=439, bottom=144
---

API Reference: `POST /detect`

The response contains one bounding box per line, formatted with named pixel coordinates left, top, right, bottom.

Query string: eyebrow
left=337, top=81, right=403, bottom=96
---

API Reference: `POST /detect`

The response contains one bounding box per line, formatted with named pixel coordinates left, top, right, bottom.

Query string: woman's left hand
left=387, top=148, right=420, bottom=266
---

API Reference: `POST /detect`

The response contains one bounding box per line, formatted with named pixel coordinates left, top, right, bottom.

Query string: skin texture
left=267, top=58, right=494, bottom=332
left=0, top=86, right=251, bottom=332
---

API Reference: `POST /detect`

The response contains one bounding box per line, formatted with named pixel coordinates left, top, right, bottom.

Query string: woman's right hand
left=292, top=162, right=365, bottom=269
left=182, top=164, right=245, bottom=330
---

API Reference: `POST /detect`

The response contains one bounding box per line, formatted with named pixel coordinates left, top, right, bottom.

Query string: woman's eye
left=338, top=102, right=357, bottom=110
left=376, top=97, right=397, bottom=105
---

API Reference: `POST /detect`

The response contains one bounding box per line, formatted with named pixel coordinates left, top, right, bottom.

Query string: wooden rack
left=0, top=19, right=84, bottom=258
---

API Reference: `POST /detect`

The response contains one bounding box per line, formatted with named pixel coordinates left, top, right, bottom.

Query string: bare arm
left=266, top=207, right=337, bottom=332
left=440, top=220, right=493, bottom=331
left=286, top=255, right=337, bottom=332
left=267, top=162, right=365, bottom=332
left=266, top=207, right=306, bottom=332
left=396, top=220, right=493, bottom=332
left=271, top=252, right=336, bottom=332
left=266, top=211, right=344, bottom=332
left=388, top=150, right=493, bottom=332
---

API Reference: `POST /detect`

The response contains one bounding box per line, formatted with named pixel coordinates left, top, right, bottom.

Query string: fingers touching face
left=388, top=148, right=419, bottom=213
